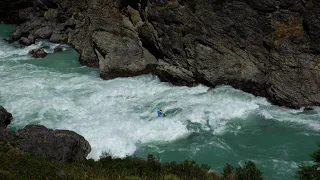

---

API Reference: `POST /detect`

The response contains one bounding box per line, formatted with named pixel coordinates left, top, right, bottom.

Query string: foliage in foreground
left=297, top=143, right=320, bottom=180
left=0, top=142, right=263, bottom=180
left=222, top=162, right=263, bottom=180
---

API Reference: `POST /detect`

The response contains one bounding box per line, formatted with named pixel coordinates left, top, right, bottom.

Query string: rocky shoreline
left=0, top=106, right=91, bottom=162
left=1, top=0, right=320, bottom=108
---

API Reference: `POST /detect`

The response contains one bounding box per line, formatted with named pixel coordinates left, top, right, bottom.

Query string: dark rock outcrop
left=0, top=106, right=91, bottom=162
left=0, top=129, right=16, bottom=142
left=19, top=37, right=31, bottom=46
left=16, top=125, right=91, bottom=162
left=53, top=45, right=63, bottom=52
left=34, top=26, right=53, bottom=39
left=0, top=106, right=12, bottom=129
left=3, top=0, right=320, bottom=108
left=29, top=48, right=47, bottom=58
left=28, top=34, right=36, bottom=44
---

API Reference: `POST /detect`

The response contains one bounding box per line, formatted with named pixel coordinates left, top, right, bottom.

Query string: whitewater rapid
left=0, top=38, right=319, bottom=159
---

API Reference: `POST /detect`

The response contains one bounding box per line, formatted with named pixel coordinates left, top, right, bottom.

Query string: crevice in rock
left=92, top=39, right=106, bottom=59
left=139, top=35, right=164, bottom=60
left=65, top=23, right=76, bottom=30
left=192, top=70, right=212, bottom=87
left=263, top=41, right=272, bottom=52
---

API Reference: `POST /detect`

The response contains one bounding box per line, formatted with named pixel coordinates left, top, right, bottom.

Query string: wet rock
left=10, top=28, right=22, bottom=41
left=16, top=125, right=91, bottom=162
left=304, top=107, right=314, bottom=111
left=28, top=34, right=36, bottom=44
left=28, top=48, right=47, bottom=58
left=54, top=45, right=63, bottom=52
left=0, top=106, right=12, bottom=129
left=19, top=37, right=31, bottom=46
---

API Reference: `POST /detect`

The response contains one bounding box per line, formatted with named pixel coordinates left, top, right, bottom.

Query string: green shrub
left=222, top=161, right=263, bottom=180
left=297, top=143, right=320, bottom=180
left=0, top=142, right=265, bottom=180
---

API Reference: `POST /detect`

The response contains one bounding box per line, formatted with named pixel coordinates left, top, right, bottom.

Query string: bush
left=297, top=143, right=320, bottom=180
left=222, top=161, right=263, bottom=180
left=0, top=142, right=266, bottom=180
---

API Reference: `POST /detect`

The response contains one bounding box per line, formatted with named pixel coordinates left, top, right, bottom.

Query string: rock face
left=0, top=106, right=12, bottom=129
left=3, top=0, right=320, bottom=108
left=0, top=106, right=91, bottom=162
left=17, top=125, right=91, bottom=162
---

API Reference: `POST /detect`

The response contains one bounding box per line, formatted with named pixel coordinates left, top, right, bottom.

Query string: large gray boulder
left=29, top=48, right=47, bottom=58
left=93, top=31, right=157, bottom=79
left=16, top=125, right=91, bottom=162
left=34, top=26, right=53, bottom=39
left=19, top=37, right=32, bottom=46
left=0, top=106, right=12, bottom=129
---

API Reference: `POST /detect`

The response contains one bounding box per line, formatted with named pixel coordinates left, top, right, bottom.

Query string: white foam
left=259, top=106, right=320, bottom=131
left=0, top=39, right=63, bottom=61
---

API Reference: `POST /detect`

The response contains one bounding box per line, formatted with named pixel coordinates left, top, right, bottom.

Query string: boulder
left=28, top=48, right=47, bottom=58
left=16, top=125, right=91, bottom=162
left=28, top=34, right=36, bottom=44
left=49, top=33, right=67, bottom=43
left=54, top=45, right=63, bottom=52
left=34, top=26, right=53, bottom=39
left=0, top=106, right=12, bottom=129
left=92, top=31, right=157, bottom=79
left=156, top=60, right=196, bottom=86
left=19, top=37, right=31, bottom=46
left=44, top=8, right=58, bottom=21
left=10, top=28, right=22, bottom=41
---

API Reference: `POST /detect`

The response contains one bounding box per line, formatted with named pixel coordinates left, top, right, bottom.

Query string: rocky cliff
left=2, top=0, right=320, bottom=108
